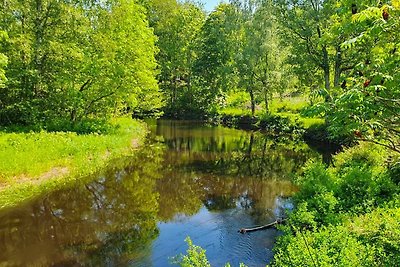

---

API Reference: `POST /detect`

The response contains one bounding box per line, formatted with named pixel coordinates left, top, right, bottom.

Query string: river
left=0, top=120, right=324, bottom=266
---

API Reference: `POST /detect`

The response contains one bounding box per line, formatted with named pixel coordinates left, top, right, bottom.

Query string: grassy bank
left=0, top=118, right=148, bottom=209
left=217, top=96, right=324, bottom=129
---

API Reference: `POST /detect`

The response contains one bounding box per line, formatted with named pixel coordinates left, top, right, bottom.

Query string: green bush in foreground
left=177, top=238, right=211, bottom=267
left=270, top=143, right=400, bottom=266
left=292, top=143, right=398, bottom=225
left=272, top=207, right=400, bottom=267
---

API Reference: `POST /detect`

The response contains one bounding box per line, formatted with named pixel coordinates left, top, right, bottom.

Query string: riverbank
left=0, top=118, right=147, bottom=209
left=271, top=142, right=400, bottom=266
left=213, top=96, right=322, bottom=128
left=207, top=112, right=345, bottom=150
left=208, top=111, right=348, bottom=148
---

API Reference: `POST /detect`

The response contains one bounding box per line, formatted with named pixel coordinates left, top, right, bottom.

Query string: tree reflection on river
left=0, top=120, right=321, bottom=266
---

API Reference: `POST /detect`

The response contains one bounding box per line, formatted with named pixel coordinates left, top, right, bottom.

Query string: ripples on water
left=0, top=120, right=323, bottom=266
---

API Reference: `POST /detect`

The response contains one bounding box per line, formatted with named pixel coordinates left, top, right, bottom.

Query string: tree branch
left=79, top=79, right=93, bottom=92
left=82, top=91, right=117, bottom=119
left=359, top=138, right=400, bottom=154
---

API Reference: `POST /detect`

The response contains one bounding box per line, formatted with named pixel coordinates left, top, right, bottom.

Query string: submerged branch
left=238, top=219, right=285, bottom=234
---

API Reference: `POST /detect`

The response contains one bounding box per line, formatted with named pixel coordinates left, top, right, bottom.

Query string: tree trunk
left=249, top=88, right=255, bottom=116
left=264, top=89, right=269, bottom=114
left=334, top=46, right=342, bottom=88
left=171, top=78, right=177, bottom=107
left=322, top=45, right=331, bottom=101
left=33, top=0, right=43, bottom=96
left=70, top=109, right=77, bottom=122
left=238, top=219, right=285, bottom=234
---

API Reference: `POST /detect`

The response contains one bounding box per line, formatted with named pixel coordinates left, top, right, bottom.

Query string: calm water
left=0, top=120, right=322, bottom=266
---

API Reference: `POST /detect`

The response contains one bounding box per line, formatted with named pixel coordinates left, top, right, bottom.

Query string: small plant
left=175, top=237, right=249, bottom=267
left=175, top=237, right=211, bottom=267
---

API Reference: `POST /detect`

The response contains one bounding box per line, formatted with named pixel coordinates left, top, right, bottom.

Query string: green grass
left=218, top=96, right=324, bottom=129
left=217, top=106, right=262, bottom=116
left=269, top=96, right=309, bottom=113
left=0, top=117, right=148, bottom=209
left=277, top=112, right=324, bottom=128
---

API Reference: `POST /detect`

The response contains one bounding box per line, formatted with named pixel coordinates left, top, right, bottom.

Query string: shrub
left=273, top=143, right=400, bottom=266
left=272, top=225, right=377, bottom=267
left=348, top=207, right=400, bottom=265
left=175, top=237, right=211, bottom=267
left=292, top=143, right=398, bottom=223
left=259, top=114, right=304, bottom=136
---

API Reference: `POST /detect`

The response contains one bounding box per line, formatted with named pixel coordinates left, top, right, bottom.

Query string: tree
left=275, top=0, right=338, bottom=99
left=147, top=1, right=205, bottom=118
left=68, top=0, right=162, bottom=122
left=235, top=0, right=289, bottom=115
left=193, top=3, right=240, bottom=112
left=0, top=0, right=162, bottom=125
left=320, top=1, right=400, bottom=153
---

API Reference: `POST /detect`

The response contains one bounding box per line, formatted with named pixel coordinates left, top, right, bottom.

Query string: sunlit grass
left=269, top=96, right=309, bottom=113
left=218, top=96, right=323, bottom=128
left=0, top=118, right=147, bottom=209
left=277, top=112, right=324, bottom=128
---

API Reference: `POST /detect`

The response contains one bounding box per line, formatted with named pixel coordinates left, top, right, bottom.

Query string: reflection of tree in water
left=157, top=169, right=205, bottom=221
left=156, top=168, right=296, bottom=223
left=209, top=134, right=318, bottom=180
left=205, top=194, right=238, bottom=210
left=200, top=174, right=296, bottom=223
left=157, top=129, right=308, bottom=223
left=164, top=132, right=320, bottom=180
left=0, top=145, right=164, bottom=266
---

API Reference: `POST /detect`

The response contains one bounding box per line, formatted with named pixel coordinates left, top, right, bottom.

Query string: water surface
left=0, top=120, right=322, bottom=266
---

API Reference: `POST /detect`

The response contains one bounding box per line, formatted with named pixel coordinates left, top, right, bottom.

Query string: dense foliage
left=0, top=0, right=162, bottom=126
left=271, top=143, right=400, bottom=266
left=143, top=0, right=293, bottom=118
left=322, top=1, right=400, bottom=153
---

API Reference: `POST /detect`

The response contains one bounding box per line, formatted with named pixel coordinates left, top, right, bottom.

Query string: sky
left=202, top=0, right=226, bottom=12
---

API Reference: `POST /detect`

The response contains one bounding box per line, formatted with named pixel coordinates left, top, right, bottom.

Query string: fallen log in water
left=238, top=219, right=285, bottom=234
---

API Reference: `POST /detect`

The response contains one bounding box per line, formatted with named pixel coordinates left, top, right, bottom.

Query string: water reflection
left=0, top=147, right=163, bottom=266
left=0, top=120, right=321, bottom=266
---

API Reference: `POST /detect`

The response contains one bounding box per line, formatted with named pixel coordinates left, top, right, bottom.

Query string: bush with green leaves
left=270, top=142, right=400, bottom=266
left=272, top=207, right=400, bottom=267
left=176, top=237, right=249, bottom=267
left=259, top=114, right=304, bottom=136
left=292, top=143, right=398, bottom=225
left=308, top=2, right=400, bottom=154
left=175, top=237, right=211, bottom=267
left=273, top=225, right=377, bottom=267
